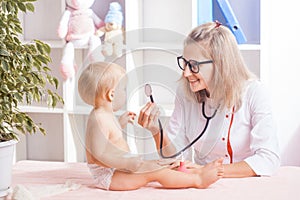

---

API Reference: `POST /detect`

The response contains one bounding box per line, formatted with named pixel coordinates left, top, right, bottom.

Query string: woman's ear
left=107, top=89, right=115, bottom=102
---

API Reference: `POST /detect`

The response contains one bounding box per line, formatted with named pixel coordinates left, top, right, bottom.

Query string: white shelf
left=19, top=106, right=64, bottom=114
left=126, top=41, right=261, bottom=52
left=238, top=44, right=261, bottom=51
left=127, top=42, right=183, bottom=51
left=67, top=106, right=92, bottom=115
left=33, top=40, right=89, bottom=49
left=42, top=40, right=65, bottom=49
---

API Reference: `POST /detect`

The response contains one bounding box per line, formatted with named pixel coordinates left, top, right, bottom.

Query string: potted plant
left=0, top=0, right=63, bottom=196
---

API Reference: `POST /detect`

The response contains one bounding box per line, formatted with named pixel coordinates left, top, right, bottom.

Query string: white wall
left=266, top=1, right=300, bottom=166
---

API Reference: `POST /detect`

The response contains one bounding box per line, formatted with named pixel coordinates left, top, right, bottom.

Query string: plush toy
left=96, top=2, right=124, bottom=58
left=57, top=0, right=104, bottom=80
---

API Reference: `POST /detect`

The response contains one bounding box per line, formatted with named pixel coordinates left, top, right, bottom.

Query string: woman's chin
left=190, top=84, right=206, bottom=92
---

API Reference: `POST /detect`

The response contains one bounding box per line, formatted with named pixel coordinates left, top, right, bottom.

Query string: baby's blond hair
left=78, top=62, right=125, bottom=107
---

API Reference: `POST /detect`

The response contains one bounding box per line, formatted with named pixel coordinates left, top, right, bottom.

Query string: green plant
left=0, top=0, right=63, bottom=142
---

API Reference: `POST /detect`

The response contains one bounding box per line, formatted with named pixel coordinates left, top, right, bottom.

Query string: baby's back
left=85, top=109, right=130, bottom=166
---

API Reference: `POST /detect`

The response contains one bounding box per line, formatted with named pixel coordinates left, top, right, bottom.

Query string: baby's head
left=78, top=62, right=126, bottom=109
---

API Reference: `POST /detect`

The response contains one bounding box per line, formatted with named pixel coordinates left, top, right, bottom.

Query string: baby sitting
left=77, top=62, right=224, bottom=190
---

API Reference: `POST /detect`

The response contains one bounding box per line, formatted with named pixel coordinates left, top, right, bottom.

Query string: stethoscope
left=144, top=84, right=218, bottom=159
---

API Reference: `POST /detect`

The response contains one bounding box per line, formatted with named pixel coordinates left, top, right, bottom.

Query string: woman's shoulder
left=243, top=79, right=272, bottom=107
left=244, top=79, right=269, bottom=97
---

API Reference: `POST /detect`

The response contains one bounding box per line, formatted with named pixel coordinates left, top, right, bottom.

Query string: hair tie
left=214, top=20, right=222, bottom=28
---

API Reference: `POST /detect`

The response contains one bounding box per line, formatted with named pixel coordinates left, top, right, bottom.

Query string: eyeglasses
left=177, top=56, right=213, bottom=73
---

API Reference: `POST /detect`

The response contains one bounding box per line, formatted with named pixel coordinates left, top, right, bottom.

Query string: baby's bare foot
left=195, top=158, right=224, bottom=188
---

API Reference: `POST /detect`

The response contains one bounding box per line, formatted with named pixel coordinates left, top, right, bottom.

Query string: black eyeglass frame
left=177, top=56, right=213, bottom=73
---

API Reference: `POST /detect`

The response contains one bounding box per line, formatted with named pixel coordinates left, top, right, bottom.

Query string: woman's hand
left=118, top=111, right=136, bottom=129
left=169, top=160, right=203, bottom=170
left=138, top=102, right=160, bottom=134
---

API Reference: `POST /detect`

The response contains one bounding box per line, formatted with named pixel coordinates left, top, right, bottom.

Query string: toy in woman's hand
left=57, top=0, right=104, bottom=80
left=96, top=2, right=124, bottom=58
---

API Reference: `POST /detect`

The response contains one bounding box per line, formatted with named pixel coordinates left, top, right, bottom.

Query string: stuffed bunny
left=57, top=0, right=104, bottom=80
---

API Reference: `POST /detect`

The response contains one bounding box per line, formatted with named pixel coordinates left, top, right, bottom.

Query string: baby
left=78, top=62, right=224, bottom=190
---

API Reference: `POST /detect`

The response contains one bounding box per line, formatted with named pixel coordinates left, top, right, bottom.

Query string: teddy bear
left=57, top=0, right=104, bottom=80
left=96, top=2, right=124, bottom=58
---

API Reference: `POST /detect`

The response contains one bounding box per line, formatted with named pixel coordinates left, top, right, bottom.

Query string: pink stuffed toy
left=57, top=0, right=104, bottom=80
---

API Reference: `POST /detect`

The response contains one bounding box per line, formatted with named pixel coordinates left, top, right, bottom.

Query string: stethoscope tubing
left=159, top=101, right=217, bottom=159
left=145, top=84, right=217, bottom=159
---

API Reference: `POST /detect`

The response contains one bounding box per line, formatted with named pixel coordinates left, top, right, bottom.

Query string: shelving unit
left=15, top=0, right=263, bottom=162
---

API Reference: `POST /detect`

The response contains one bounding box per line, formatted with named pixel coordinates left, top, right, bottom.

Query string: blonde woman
left=138, top=21, right=280, bottom=177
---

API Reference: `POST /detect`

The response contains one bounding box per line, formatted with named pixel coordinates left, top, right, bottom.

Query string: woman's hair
left=181, top=21, right=256, bottom=111
left=78, top=62, right=125, bottom=107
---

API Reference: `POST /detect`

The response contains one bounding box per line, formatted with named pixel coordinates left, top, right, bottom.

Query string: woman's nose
left=183, top=66, right=192, bottom=77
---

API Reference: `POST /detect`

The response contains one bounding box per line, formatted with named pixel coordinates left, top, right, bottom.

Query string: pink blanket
left=9, top=160, right=300, bottom=200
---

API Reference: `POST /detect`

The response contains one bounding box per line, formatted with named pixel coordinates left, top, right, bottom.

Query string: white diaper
left=87, top=164, right=116, bottom=190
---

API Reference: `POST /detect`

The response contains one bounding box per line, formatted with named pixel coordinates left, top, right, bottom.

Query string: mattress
left=7, top=160, right=300, bottom=200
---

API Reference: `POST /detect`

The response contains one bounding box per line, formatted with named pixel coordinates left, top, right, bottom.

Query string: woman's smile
left=187, top=77, right=206, bottom=92
left=189, top=78, right=199, bottom=86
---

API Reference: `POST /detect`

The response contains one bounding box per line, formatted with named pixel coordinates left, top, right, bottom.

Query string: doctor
left=138, top=21, right=280, bottom=177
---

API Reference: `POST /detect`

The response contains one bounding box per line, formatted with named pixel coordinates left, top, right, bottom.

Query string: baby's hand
left=119, top=111, right=136, bottom=129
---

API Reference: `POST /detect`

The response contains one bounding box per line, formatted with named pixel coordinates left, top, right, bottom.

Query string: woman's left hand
left=184, top=161, right=203, bottom=169
left=168, top=160, right=203, bottom=170
left=119, top=111, right=136, bottom=129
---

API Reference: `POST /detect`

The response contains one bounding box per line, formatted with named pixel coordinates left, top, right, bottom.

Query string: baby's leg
left=156, top=159, right=223, bottom=189
left=110, top=169, right=201, bottom=190
left=109, top=159, right=223, bottom=190
left=109, top=170, right=149, bottom=191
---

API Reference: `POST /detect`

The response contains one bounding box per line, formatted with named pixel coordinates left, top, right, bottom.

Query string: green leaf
left=26, top=93, right=33, bottom=104
left=26, top=54, right=33, bottom=63
left=5, top=2, right=11, bottom=13
left=0, top=49, right=10, bottom=56
left=43, top=66, right=51, bottom=72
left=47, top=94, right=53, bottom=107
left=25, top=3, right=34, bottom=12
left=1, top=60, right=9, bottom=71
left=36, top=55, right=49, bottom=64
left=13, top=36, right=21, bottom=44
left=15, top=113, right=24, bottom=123
left=54, top=78, right=59, bottom=89
left=15, top=25, right=23, bottom=34
left=25, top=121, right=33, bottom=133
left=17, top=2, right=27, bottom=13
left=44, top=43, right=51, bottom=54
left=39, top=127, right=46, bottom=135
left=14, top=93, right=23, bottom=102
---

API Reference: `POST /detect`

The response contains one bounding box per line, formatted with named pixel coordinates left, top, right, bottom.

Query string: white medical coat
left=166, top=80, right=280, bottom=176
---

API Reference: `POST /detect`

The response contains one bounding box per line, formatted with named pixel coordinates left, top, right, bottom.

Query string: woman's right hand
left=138, top=102, right=160, bottom=135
